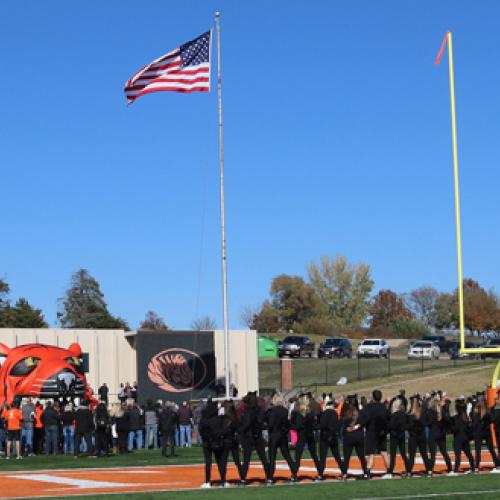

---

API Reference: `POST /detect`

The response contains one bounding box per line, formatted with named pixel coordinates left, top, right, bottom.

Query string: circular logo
left=147, top=348, right=207, bottom=393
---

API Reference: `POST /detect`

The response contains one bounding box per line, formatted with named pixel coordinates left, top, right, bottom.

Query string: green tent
left=258, top=336, right=278, bottom=358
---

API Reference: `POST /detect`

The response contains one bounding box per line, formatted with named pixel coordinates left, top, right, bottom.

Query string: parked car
left=318, top=338, right=352, bottom=358
left=278, top=336, right=315, bottom=358
left=421, top=335, right=454, bottom=353
left=356, top=339, right=390, bottom=359
left=448, top=341, right=481, bottom=360
left=480, top=338, right=500, bottom=359
left=408, top=341, right=440, bottom=360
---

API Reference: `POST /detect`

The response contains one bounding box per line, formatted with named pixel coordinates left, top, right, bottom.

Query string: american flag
left=124, top=31, right=211, bottom=104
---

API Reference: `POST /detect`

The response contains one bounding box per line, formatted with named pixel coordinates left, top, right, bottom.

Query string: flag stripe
left=124, top=31, right=210, bottom=103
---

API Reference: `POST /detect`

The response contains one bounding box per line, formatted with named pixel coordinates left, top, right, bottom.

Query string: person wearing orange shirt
left=1, top=403, right=23, bottom=459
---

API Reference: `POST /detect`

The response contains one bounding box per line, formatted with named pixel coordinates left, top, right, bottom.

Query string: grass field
left=37, top=471, right=500, bottom=500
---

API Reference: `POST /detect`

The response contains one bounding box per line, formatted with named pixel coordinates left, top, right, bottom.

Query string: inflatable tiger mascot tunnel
left=0, top=342, right=95, bottom=409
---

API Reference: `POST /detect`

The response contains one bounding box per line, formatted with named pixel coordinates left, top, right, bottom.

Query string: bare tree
left=140, top=310, right=168, bottom=331
left=191, top=315, right=217, bottom=330
left=406, top=286, right=439, bottom=327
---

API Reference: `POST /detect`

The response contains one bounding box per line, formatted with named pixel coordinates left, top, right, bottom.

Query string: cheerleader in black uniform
left=266, top=392, right=295, bottom=483
left=407, top=396, right=431, bottom=476
left=471, top=397, right=500, bottom=473
left=317, top=397, right=343, bottom=481
left=239, top=392, right=271, bottom=485
left=426, top=396, right=452, bottom=475
left=449, top=398, right=475, bottom=475
left=384, top=397, right=410, bottom=478
left=292, top=395, right=321, bottom=481
left=340, top=398, right=369, bottom=480
left=220, top=400, right=243, bottom=482
left=199, top=400, right=227, bottom=488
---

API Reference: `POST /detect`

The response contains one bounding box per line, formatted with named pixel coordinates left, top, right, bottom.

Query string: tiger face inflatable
left=0, top=342, right=91, bottom=408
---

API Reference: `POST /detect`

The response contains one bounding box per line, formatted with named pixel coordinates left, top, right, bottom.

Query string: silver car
left=408, top=341, right=440, bottom=360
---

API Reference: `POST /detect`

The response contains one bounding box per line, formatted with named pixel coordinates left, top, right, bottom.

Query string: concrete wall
left=0, top=328, right=259, bottom=400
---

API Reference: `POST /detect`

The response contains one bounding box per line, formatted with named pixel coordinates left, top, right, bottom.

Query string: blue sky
left=1, top=1, right=499, bottom=329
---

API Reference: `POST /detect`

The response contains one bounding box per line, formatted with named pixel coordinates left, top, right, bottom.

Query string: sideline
left=352, top=489, right=500, bottom=500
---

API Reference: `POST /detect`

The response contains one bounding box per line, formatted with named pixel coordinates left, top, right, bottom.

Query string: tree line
left=0, top=269, right=216, bottom=331
left=242, top=255, right=500, bottom=338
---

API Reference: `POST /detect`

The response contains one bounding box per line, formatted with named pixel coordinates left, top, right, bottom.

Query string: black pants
left=218, top=444, right=242, bottom=482
left=453, top=436, right=474, bottom=472
left=95, top=429, right=109, bottom=455
left=341, top=431, right=368, bottom=476
left=408, top=435, right=431, bottom=473
left=161, top=432, right=176, bottom=457
left=428, top=435, right=452, bottom=472
left=240, top=437, right=270, bottom=481
left=268, top=433, right=295, bottom=479
left=474, top=434, right=500, bottom=469
left=294, top=433, right=320, bottom=476
left=117, top=430, right=128, bottom=453
left=388, top=434, right=409, bottom=474
left=202, top=446, right=225, bottom=483
left=75, top=432, right=93, bottom=456
left=318, top=437, right=343, bottom=475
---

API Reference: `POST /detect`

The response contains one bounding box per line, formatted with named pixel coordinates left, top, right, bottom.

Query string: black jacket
left=239, top=406, right=265, bottom=441
left=291, top=411, right=317, bottom=438
left=408, top=414, right=426, bottom=439
left=424, top=408, right=448, bottom=440
left=41, top=407, right=60, bottom=427
left=388, top=410, right=408, bottom=437
left=61, top=410, right=75, bottom=427
left=319, top=408, right=340, bottom=441
left=451, top=413, right=472, bottom=440
left=266, top=406, right=290, bottom=437
left=159, top=407, right=178, bottom=433
left=199, top=414, right=224, bottom=449
left=75, top=407, right=94, bottom=434
left=361, top=401, right=389, bottom=435
left=127, top=407, right=142, bottom=431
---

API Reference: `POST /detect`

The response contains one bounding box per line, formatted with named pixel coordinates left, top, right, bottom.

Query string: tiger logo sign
left=0, top=342, right=93, bottom=408
left=147, top=348, right=207, bottom=393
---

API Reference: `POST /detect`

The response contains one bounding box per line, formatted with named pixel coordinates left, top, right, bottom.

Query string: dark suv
left=318, top=338, right=352, bottom=358
left=278, top=336, right=315, bottom=358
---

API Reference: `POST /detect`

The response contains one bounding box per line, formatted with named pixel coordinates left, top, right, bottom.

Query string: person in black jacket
left=317, top=397, right=343, bottom=481
left=220, top=400, right=242, bottom=481
left=493, top=393, right=500, bottom=456
left=384, top=397, right=409, bottom=478
left=266, top=392, right=295, bottom=482
left=159, top=402, right=178, bottom=457
left=94, top=402, right=110, bottom=457
left=363, top=390, right=390, bottom=476
left=292, top=395, right=321, bottom=481
left=199, top=400, right=227, bottom=488
left=239, top=392, right=271, bottom=485
left=425, top=396, right=452, bottom=475
left=41, top=401, right=59, bottom=455
left=471, top=397, right=500, bottom=472
left=340, top=397, right=369, bottom=480
left=449, top=398, right=475, bottom=475
left=61, top=403, right=76, bottom=455
left=74, top=400, right=95, bottom=457
left=407, top=396, right=431, bottom=476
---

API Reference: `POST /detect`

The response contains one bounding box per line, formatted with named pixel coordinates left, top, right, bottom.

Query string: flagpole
left=215, top=11, right=231, bottom=399
left=445, top=32, right=466, bottom=350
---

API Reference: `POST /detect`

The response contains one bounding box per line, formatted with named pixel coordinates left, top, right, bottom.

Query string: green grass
left=40, top=474, right=500, bottom=500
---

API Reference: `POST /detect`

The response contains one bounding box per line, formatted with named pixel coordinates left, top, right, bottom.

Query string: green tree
left=369, top=289, right=413, bottom=330
left=388, top=318, right=430, bottom=339
left=0, top=298, right=48, bottom=328
left=0, top=277, right=9, bottom=307
left=308, top=255, right=374, bottom=329
left=58, top=269, right=129, bottom=330
left=434, top=292, right=457, bottom=330
left=249, top=301, right=280, bottom=333
left=140, top=310, right=169, bottom=331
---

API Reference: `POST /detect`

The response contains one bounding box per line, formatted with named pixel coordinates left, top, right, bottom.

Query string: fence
left=259, top=352, right=498, bottom=393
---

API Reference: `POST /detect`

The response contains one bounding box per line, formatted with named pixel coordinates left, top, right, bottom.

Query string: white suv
left=408, top=341, right=440, bottom=360
left=357, top=339, right=390, bottom=359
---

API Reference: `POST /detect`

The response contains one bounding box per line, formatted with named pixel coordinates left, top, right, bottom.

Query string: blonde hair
left=410, top=398, right=422, bottom=420
left=297, top=396, right=310, bottom=416
left=390, top=398, right=402, bottom=413
left=109, top=402, right=124, bottom=418
left=272, top=392, right=286, bottom=407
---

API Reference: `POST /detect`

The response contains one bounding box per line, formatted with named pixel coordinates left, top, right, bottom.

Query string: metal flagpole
left=215, top=11, right=231, bottom=399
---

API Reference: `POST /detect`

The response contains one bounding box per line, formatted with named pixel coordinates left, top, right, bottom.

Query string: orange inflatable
left=0, top=342, right=94, bottom=409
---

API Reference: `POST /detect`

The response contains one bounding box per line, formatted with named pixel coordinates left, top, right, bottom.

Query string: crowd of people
left=0, top=394, right=196, bottom=459
left=1, top=384, right=500, bottom=491
left=196, top=388, right=500, bottom=488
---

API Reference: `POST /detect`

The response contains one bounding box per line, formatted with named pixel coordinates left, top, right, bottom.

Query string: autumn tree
left=308, top=255, right=374, bottom=329
left=248, top=301, right=280, bottom=333
left=58, top=269, right=129, bottom=330
left=369, top=289, right=413, bottom=330
left=140, top=310, right=168, bottom=331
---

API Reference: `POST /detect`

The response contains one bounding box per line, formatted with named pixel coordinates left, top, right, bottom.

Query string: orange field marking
left=0, top=453, right=494, bottom=499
